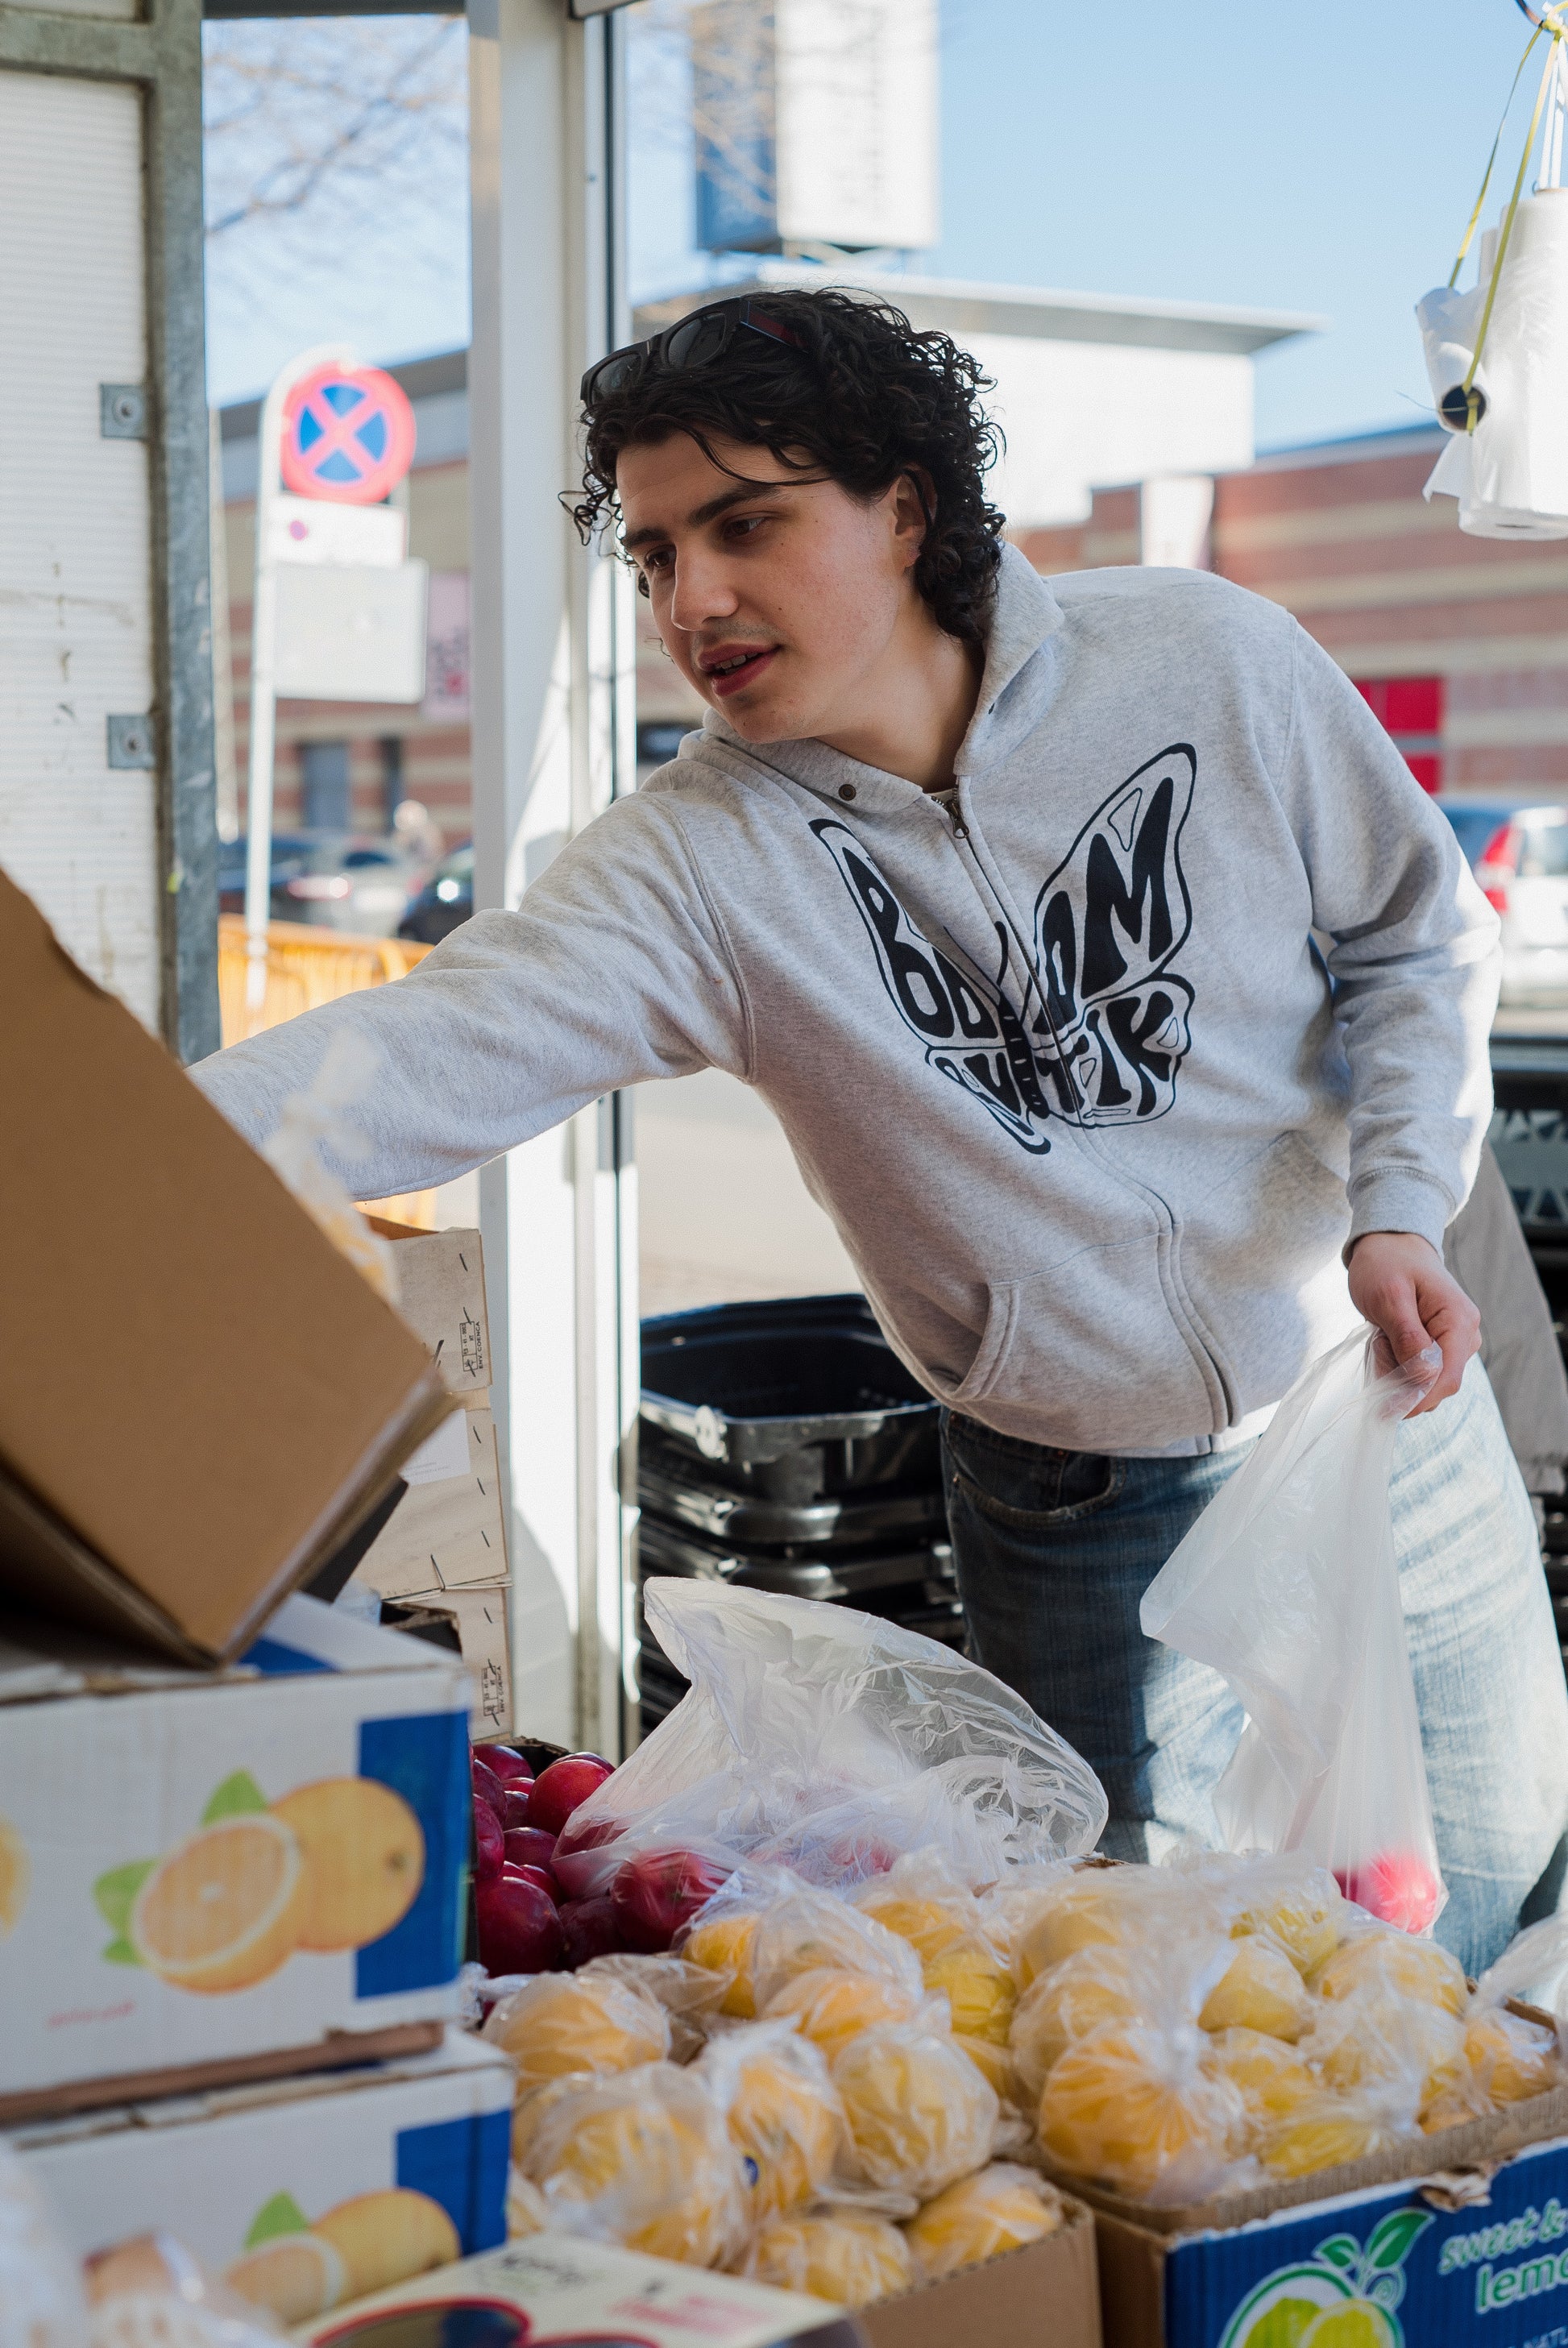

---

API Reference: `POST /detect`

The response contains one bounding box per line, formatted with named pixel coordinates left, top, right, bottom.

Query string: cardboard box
left=0, top=871, right=452, bottom=1663
left=860, top=2192, right=1101, bottom=2348
left=297, top=2233, right=851, bottom=2348
left=9, top=2028, right=513, bottom=2322
left=356, top=1407, right=510, bottom=1599
left=1055, top=2082, right=1568, bottom=2347
left=383, top=1586, right=512, bottom=1738
left=0, top=1593, right=472, bottom=2118
left=367, top=1221, right=492, bottom=1398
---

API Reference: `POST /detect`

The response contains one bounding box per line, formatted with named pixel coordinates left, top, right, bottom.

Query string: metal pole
left=243, top=341, right=353, bottom=1016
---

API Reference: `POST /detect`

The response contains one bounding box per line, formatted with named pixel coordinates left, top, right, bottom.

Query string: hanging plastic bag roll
left=1420, top=192, right=1568, bottom=539
left=1140, top=1329, right=1446, bottom=1934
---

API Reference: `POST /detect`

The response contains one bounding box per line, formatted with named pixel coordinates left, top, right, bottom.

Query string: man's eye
left=725, top=515, right=766, bottom=539
left=641, top=547, right=673, bottom=575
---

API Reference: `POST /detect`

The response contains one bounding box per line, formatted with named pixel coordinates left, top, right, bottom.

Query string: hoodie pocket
left=927, top=1234, right=1218, bottom=1452
left=1178, top=1130, right=1355, bottom=1414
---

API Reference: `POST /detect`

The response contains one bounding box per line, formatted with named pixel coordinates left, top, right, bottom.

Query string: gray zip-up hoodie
left=192, top=547, right=1500, bottom=1457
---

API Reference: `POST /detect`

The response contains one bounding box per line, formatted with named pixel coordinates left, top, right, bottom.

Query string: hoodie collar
left=688, top=541, right=1064, bottom=807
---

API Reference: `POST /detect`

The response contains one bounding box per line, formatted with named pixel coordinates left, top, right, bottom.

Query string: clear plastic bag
left=695, top=2019, right=850, bottom=2219
left=578, top=1952, right=731, bottom=2061
left=86, top=2234, right=285, bottom=2348
left=515, top=2061, right=749, bottom=2269
left=740, top=2209, right=915, bottom=2309
left=0, top=2146, right=87, bottom=2348
left=853, top=1851, right=1018, bottom=2049
left=480, top=1967, right=670, bottom=2096
left=1140, top=1330, right=1446, bottom=1934
left=832, top=2021, right=1000, bottom=2200
left=553, top=1580, right=1107, bottom=1901
left=1419, top=1914, right=1568, bottom=2128
left=1037, top=2017, right=1249, bottom=2204
left=903, top=2163, right=1064, bottom=2281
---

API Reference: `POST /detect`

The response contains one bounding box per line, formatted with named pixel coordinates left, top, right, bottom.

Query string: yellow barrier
left=217, top=915, right=438, bottom=1229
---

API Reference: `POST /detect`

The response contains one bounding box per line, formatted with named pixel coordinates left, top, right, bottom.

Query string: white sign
left=276, top=560, right=429, bottom=703
left=268, top=494, right=406, bottom=569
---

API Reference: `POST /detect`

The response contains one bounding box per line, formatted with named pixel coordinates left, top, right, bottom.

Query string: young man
left=193, top=288, right=1568, bottom=1971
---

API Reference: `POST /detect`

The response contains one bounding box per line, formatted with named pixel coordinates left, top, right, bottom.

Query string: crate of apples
left=469, top=1743, right=729, bottom=1975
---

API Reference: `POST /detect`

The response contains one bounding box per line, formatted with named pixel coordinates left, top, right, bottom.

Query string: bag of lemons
left=904, top=2163, right=1064, bottom=2281
left=695, top=2020, right=848, bottom=2220
left=833, top=2022, right=999, bottom=2200
left=1038, top=2018, right=1247, bottom=2203
left=516, top=2062, right=748, bottom=2268
left=855, top=1852, right=1017, bottom=2047
left=482, top=1968, right=670, bottom=2097
left=740, top=2209, right=915, bottom=2309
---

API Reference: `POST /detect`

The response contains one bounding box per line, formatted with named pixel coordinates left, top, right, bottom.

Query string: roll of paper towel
left=1418, top=191, right=1568, bottom=538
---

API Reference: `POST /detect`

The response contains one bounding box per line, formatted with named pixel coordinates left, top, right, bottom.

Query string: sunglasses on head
left=580, top=296, right=804, bottom=409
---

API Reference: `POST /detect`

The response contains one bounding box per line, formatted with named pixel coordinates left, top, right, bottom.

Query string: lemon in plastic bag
left=762, top=1967, right=925, bottom=2064
left=833, top=2023, right=999, bottom=2199
left=742, top=2211, right=915, bottom=2309
left=1226, top=1862, right=1346, bottom=1978
left=954, top=2031, right=1018, bottom=2104
left=1311, top=1929, right=1466, bottom=2016
left=1198, top=1938, right=1313, bottom=2043
left=750, top=1883, right=925, bottom=2011
left=1010, top=1945, right=1146, bottom=2102
left=680, top=1910, right=760, bottom=2019
left=1037, top=2022, right=1244, bottom=2201
left=483, top=1969, right=670, bottom=2097
left=1014, top=1868, right=1164, bottom=1989
left=518, top=2062, right=747, bottom=2267
left=1465, top=2006, right=1561, bottom=2105
left=856, top=1862, right=1017, bottom=2045
left=695, top=2023, right=848, bottom=2220
left=904, top=2163, right=1064, bottom=2281
left=1201, top=2028, right=1318, bottom=2132
left=1260, top=2094, right=1401, bottom=2180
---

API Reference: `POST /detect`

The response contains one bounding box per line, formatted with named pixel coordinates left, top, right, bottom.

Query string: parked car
left=218, top=833, right=423, bottom=937
left=1440, top=799, right=1568, bottom=1006
left=399, top=840, right=473, bottom=944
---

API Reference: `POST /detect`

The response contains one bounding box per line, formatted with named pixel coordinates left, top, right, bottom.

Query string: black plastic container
left=639, top=1293, right=940, bottom=1502
left=639, top=1436, right=945, bottom=1554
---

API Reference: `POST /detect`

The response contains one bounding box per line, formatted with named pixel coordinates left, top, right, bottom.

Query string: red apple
left=504, top=1826, right=558, bottom=1875
left=507, top=1862, right=560, bottom=1905
left=501, top=1785, right=535, bottom=1832
left=471, top=1755, right=508, bottom=1826
left=560, top=1895, right=622, bottom=1967
left=528, top=1753, right=615, bottom=1838
left=475, top=1871, right=567, bottom=1974
left=551, top=1815, right=624, bottom=1900
left=474, top=1799, right=504, bottom=1883
left=475, top=1742, right=534, bottom=1789
left=1335, top=1852, right=1442, bottom=1935
left=610, top=1848, right=731, bottom=1955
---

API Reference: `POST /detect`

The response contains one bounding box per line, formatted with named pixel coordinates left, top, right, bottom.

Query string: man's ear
left=890, top=469, right=935, bottom=567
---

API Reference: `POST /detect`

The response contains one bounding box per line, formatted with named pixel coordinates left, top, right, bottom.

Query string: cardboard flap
left=0, top=870, right=454, bottom=1659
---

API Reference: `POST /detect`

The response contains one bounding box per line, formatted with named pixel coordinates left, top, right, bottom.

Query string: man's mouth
left=699, top=644, right=778, bottom=698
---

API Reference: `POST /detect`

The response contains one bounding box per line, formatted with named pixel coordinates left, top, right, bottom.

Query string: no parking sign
left=280, top=362, right=417, bottom=504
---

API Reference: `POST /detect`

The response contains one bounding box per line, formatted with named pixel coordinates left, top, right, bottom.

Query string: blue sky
left=207, top=0, right=1549, bottom=450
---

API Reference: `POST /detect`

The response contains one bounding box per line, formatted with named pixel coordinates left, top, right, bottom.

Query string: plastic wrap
left=1258, top=2090, right=1414, bottom=2180
left=695, top=2020, right=849, bottom=2218
left=1201, top=2028, right=1319, bottom=2143
left=740, top=2210, right=915, bottom=2309
left=903, top=2163, right=1064, bottom=2282
left=1036, top=2018, right=1248, bottom=2204
left=1311, top=1927, right=1467, bottom=2016
left=1141, top=1331, right=1446, bottom=1934
left=0, top=2146, right=87, bottom=2348
left=1010, top=1944, right=1148, bottom=2105
left=1012, top=1864, right=1184, bottom=1991
left=832, top=2022, right=1000, bottom=2200
left=762, top=1968, right=931, bottom=2064
left=86, top=2235, right=284, bottom=2348
left=578, top=1952, right=730, bottom=2061
left=480, top=1968, right=670, bottom=2096
left=516, top=2061, right=749, bottom=2268
left=1197, top=1938, right=1313, bottom=2043
left=854, top=1852, right=1017, bottom=2047
left=553, top=1580, right=1107, bottom=1901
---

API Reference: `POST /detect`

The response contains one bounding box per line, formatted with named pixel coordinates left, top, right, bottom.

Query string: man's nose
left=667, top=545, right=740, bottom=635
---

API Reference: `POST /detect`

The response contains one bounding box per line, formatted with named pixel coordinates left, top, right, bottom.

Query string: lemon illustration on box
left=1219, top=2212, right=1433, bottom=2348
left=93, top=1769, right=425, bottom=1994
left=226, top=2184, right=459, bottom=2322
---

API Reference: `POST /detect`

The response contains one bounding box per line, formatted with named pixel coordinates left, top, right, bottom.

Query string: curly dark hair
left=571, top=288, right=1006, bottom=648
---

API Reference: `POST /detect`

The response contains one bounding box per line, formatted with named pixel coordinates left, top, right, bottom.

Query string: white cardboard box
left=0, top=1595, right=471, bottom=2114
left=10, top=2027, right=513, bottom=2324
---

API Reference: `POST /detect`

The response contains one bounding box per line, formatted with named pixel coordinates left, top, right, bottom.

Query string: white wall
left=971, top=334, right=1255, bottom=529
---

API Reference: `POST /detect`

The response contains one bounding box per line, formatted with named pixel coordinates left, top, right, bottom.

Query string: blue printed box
left=8, top=2027, right=512, bottom=2326
left=1082, top=2098, right=1568, bottom=2348
left=0, top=1593, right=472, bottom=2113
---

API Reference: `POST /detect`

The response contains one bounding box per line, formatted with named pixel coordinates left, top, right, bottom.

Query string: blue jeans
left=943, top=1358, right=1568, bottom=1976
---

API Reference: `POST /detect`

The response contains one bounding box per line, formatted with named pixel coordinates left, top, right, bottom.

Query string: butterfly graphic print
left=811, top=745, right=1196, bottom=1155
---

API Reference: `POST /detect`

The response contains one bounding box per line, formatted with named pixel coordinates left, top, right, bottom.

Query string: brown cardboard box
left=384, top=1583, right=513, bottom=1736
left=367, top=1218, right=492, bottom=1396
left=0, top=872, right=452, bottom=1662
left=355, top=1405, right=509, bottom=1597
left=860, top=2195, right=1101, bottom=2348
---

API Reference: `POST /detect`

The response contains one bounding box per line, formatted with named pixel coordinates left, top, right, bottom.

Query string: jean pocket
left=945, top=1433, right=1124, bottom=1532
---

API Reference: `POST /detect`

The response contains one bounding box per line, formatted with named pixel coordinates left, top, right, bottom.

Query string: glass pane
left=1519, top=820, right=1568, bottom=879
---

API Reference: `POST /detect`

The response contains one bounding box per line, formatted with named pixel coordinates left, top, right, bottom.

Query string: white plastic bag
left=554, top=1580, right=1107, bottom=1900
left=1140, top=1330, right=1445, bottom=1934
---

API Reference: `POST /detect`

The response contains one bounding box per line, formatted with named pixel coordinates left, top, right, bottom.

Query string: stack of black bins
left=635, top=1294, right=960, bottom=1735
left=1490, top=1039, right=1568, bottom=1676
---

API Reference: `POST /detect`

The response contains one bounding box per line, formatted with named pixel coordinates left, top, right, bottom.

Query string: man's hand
left=1346, top=1230, right=1481, bottom=1415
